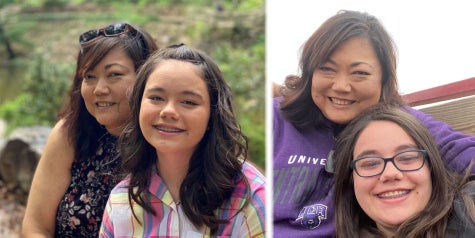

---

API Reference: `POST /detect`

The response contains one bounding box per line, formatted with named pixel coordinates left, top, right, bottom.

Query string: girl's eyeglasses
left=79, top=23, right=136, bottom=44
left=350, top=149, right=427, bottom=178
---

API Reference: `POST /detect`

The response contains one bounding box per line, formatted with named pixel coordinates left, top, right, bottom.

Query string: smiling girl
left=333, top=105, right=475, bottom=237
left=99, top=44, right=266, bottom=237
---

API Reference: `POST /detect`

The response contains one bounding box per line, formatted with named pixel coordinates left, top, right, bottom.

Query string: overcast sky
left=266, top=0, right=475, bottom=94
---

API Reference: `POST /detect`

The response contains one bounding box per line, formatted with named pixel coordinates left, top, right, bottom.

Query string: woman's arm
left=21, top=120, right=74, bottom=237
left=405, top=107, right=475, bottom=173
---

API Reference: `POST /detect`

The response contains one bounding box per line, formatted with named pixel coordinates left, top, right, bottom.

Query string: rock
left=0, top=126, right=51, bottom=201
left=0, top=179, right=25, bottom=237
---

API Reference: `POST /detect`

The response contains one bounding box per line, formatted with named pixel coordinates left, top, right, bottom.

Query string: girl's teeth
left=378, top=190, right=409, bottom=199
left=157, top=127, right=181, bottom=132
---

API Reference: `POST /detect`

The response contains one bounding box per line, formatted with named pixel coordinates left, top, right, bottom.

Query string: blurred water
left=0, top=63, right=25, bottom=105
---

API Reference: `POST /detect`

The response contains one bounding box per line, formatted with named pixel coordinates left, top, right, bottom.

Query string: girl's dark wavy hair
left=333, top=104, right=474, bottom=237
left=279, top=10, right=405, bottom=130
left=119, top=44, right=250, bottom=234
left=58, top=22, right=158, bottom=162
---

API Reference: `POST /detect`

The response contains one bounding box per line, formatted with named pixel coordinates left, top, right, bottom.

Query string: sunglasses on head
left=79, top=23, right=136, bottom=44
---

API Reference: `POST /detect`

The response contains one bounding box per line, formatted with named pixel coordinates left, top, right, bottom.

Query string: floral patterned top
left=55, top=133, right=122, bottom=237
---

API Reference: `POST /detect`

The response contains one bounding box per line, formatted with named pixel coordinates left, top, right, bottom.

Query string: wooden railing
left=402, top=77, right=475, bottom=135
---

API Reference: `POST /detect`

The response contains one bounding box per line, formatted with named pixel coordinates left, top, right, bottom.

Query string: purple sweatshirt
left=273, top=97, right=475, bottom=237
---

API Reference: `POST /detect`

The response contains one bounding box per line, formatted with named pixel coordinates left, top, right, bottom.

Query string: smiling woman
left=311, top=37, right=382, bottom=125
left=80, top=48, right=137, bottom=136
left=21, top=22, right=158, bottom=238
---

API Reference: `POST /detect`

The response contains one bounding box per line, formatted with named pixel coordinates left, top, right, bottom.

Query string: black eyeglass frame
left=350, top=149, right=428, bottom=178
left=79, top=23, right=136, bottom=45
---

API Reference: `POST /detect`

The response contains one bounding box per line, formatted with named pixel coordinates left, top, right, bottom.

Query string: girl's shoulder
left=446, top=180, right=475, bottom=237
left=242, top=161, right=266, bottom=189
left=110, top=176, right=132, bottom=194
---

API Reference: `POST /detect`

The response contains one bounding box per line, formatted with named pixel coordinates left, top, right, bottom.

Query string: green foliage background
left=0, top=0, right=265, bottom=168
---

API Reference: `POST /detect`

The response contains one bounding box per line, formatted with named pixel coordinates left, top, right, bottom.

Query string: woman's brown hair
left=279, top=10, right=404, bottom=130
left=59, top=22, right=158, bottom=162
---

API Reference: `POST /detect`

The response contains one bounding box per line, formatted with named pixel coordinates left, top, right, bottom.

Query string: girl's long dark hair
left=59, top=22, right=158, bottom=162
left=119, top=44, right=250, bottom=234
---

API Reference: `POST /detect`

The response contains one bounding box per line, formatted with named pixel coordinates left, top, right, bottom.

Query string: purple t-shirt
left=273, top=97, right=475, bottom=237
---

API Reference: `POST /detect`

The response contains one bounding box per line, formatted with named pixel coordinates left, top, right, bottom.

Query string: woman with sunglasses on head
left=333, top=105, right=475, bottom=237
left=98, top=44, right=266, bottom=237
left=22, top=22, right=158, bottom=237
left=273, top=10, right=475, bottom=237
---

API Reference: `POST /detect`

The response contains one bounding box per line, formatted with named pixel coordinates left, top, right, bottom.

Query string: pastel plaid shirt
left=99, top=162, right=266, bottom=237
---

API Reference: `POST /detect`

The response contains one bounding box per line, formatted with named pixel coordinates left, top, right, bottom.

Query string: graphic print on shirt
left=296, top=203, right=328, bottom=229
left=287, top=154, right=328, bottom=165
